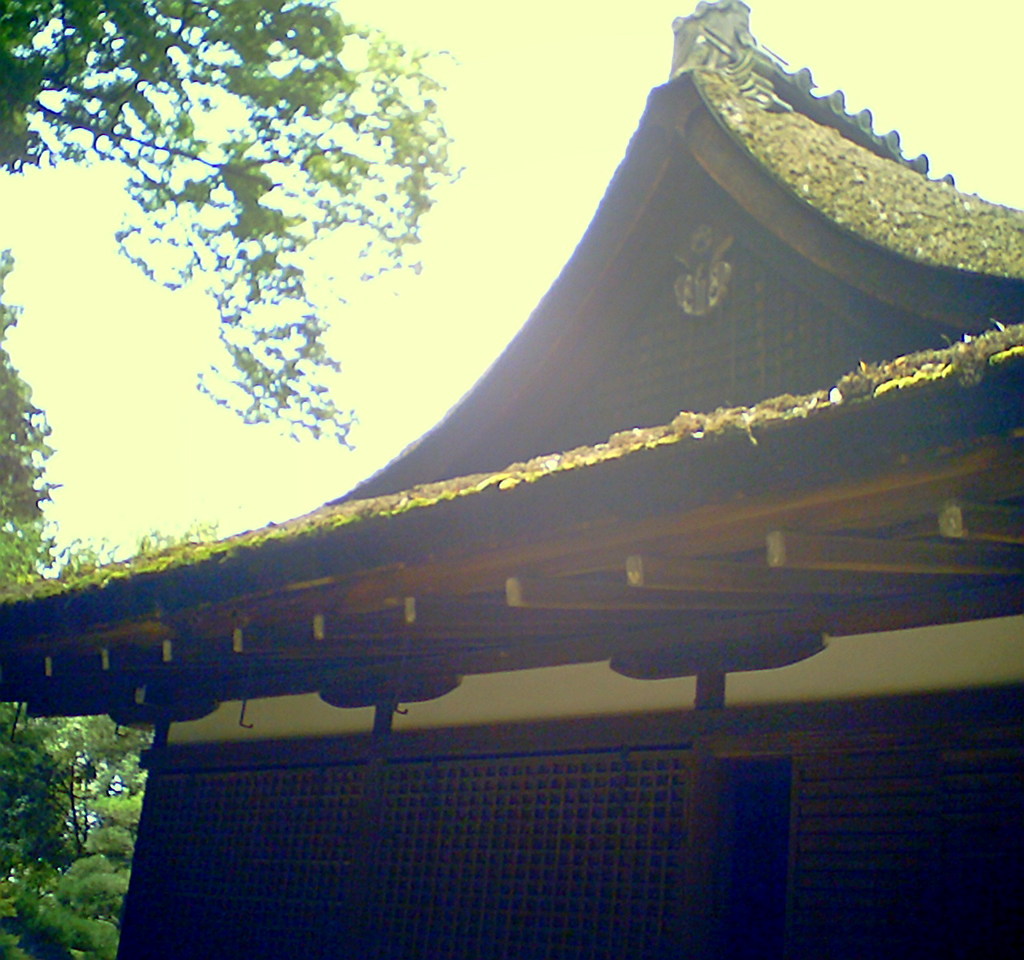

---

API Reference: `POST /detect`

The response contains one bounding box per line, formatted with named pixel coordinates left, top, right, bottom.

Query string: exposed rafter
left=939, top=500, right=1024, bottom=544
left=506, top=576, right=797, bottom=612
left=766, top=530, right=1024, bottom=575
left=625, top=554, right=974, bottom=596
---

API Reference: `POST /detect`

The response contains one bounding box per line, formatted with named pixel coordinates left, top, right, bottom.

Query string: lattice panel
left=122, top=763, right=367, bottom=960
left=787, top=750, right=941, bottom=960
left=591, top=229, right=931, bottom=444
left=596, top=245, right=861, bottom=433
left=368, top=749, right=690, bottom=960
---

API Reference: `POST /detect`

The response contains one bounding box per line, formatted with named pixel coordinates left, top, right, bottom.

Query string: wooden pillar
left=372, top=697, right=397, bottom=738
left=345, top=698, right=399, bottom=955
left=695, top=670, right=726, bottom=709
left=684, top=745, right=727, bottom=960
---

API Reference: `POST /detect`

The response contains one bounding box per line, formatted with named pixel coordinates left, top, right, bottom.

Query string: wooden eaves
left=2, top=324, right=1023, bottom=723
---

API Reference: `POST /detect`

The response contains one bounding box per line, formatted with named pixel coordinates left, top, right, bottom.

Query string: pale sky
left=1, top=0, right=1022, bottom=555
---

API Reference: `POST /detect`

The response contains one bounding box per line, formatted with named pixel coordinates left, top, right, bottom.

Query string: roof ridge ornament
left=670, top=0, right=790, bottom=112
left=671, top=1, right=947, bottom=183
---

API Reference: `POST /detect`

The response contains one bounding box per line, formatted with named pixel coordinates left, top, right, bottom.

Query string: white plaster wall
left=168, top=614, right=1024, bottom=744
left=728, top=614, right=1024, bottom=705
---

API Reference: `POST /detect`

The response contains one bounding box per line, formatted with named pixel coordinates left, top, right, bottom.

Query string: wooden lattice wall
left=118, top=692, right=1024, bottom=960
left=120, top=748, right=691, bottom=960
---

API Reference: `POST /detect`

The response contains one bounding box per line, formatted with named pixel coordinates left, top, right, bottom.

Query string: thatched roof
left=4, top=322, right=1022, bottom=614
left=698, top=71, right=1024, bottom=280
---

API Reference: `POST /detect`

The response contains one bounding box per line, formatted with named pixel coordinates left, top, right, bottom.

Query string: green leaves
left=0, top=250, right=53, bottom=582
left=2, top=0, right=454, bottom=441
left=0, top=707, right=151, bottom=959
left=0, top=712, right=69, bottom=880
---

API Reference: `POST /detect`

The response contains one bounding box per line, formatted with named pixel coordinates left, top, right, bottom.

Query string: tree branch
left=35, top=101, right=221, bottom=170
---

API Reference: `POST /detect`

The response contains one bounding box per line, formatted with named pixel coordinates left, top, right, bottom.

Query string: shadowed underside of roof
left=0, top=321, right=1022, bottom=724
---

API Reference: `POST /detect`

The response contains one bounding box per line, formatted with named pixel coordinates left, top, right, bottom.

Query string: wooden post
left=372, top=698, right=397, bottom=739
left=685, top=746, right=726, bottom=960
left=348, top=698, right=399, bottom=954
left=152, top=719, right=170, bottom=749
left=695, top=671, right=726, bottom=709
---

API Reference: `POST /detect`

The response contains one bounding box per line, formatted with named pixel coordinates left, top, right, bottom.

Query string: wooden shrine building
left=2, top=2, right=1023, bottom=957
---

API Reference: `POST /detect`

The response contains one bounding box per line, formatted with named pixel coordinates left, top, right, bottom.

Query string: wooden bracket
left=611, top=632, right=824, bottom=681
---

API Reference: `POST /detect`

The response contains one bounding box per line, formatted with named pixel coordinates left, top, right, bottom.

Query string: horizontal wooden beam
left=813, top=578, right=1024, bottom=639
left=13, top=617, right=177, bottom=657
left=506, top=576, right=796, bottom=612
left=334, top=442, right=1024, bottom=611
left=766, top=530, right=1024, bottom=575
left=9, top=578, right=1019, bottom=715
left=626, top=554, right=973, bottom=597
left=609, top=579, right=1024, bottom=664
left=939, top=501, right=1024, bottom=544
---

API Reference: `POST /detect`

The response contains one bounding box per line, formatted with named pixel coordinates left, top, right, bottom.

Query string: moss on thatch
left=697, top=71, right=1024, bottom=280
left=4, top=323, right=1023, bottom=608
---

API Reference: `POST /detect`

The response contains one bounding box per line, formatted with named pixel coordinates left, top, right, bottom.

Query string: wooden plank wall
left=788, top=750, right=941, bottom=959
left=788, top=741, right=1024, bottom=959
left=940, top=743, right=1024, bottom=958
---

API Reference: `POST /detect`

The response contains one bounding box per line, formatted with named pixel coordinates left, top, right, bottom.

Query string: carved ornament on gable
left=674, top=224, right=734, bottom=316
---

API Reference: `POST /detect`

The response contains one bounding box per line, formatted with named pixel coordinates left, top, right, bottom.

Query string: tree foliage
left=0, top=524, right=220, bottom=958
left=0, top=707, right=151, bottom=960
left=1, top=0, right=453, bottom=441
left=0, top=252, right=52, bottom=582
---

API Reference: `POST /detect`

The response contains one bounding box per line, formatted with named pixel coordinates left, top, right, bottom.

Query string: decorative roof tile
left=670, top=0, right=943, bottom=177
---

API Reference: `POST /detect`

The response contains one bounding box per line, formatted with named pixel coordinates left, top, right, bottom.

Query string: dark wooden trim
left=695, top=671, right=726, bottom=710
left=147, top=684, right=1024, bottom=774
left=684, top=746, right=726, bottom=960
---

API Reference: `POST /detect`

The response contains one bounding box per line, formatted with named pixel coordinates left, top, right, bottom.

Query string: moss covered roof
left=4, top=321, right=1024, bottom=611
left=696, top=71, right=1024, bottom=280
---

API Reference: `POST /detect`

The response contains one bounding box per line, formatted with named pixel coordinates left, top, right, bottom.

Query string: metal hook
left=238, top=699, right=254, bottom=729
